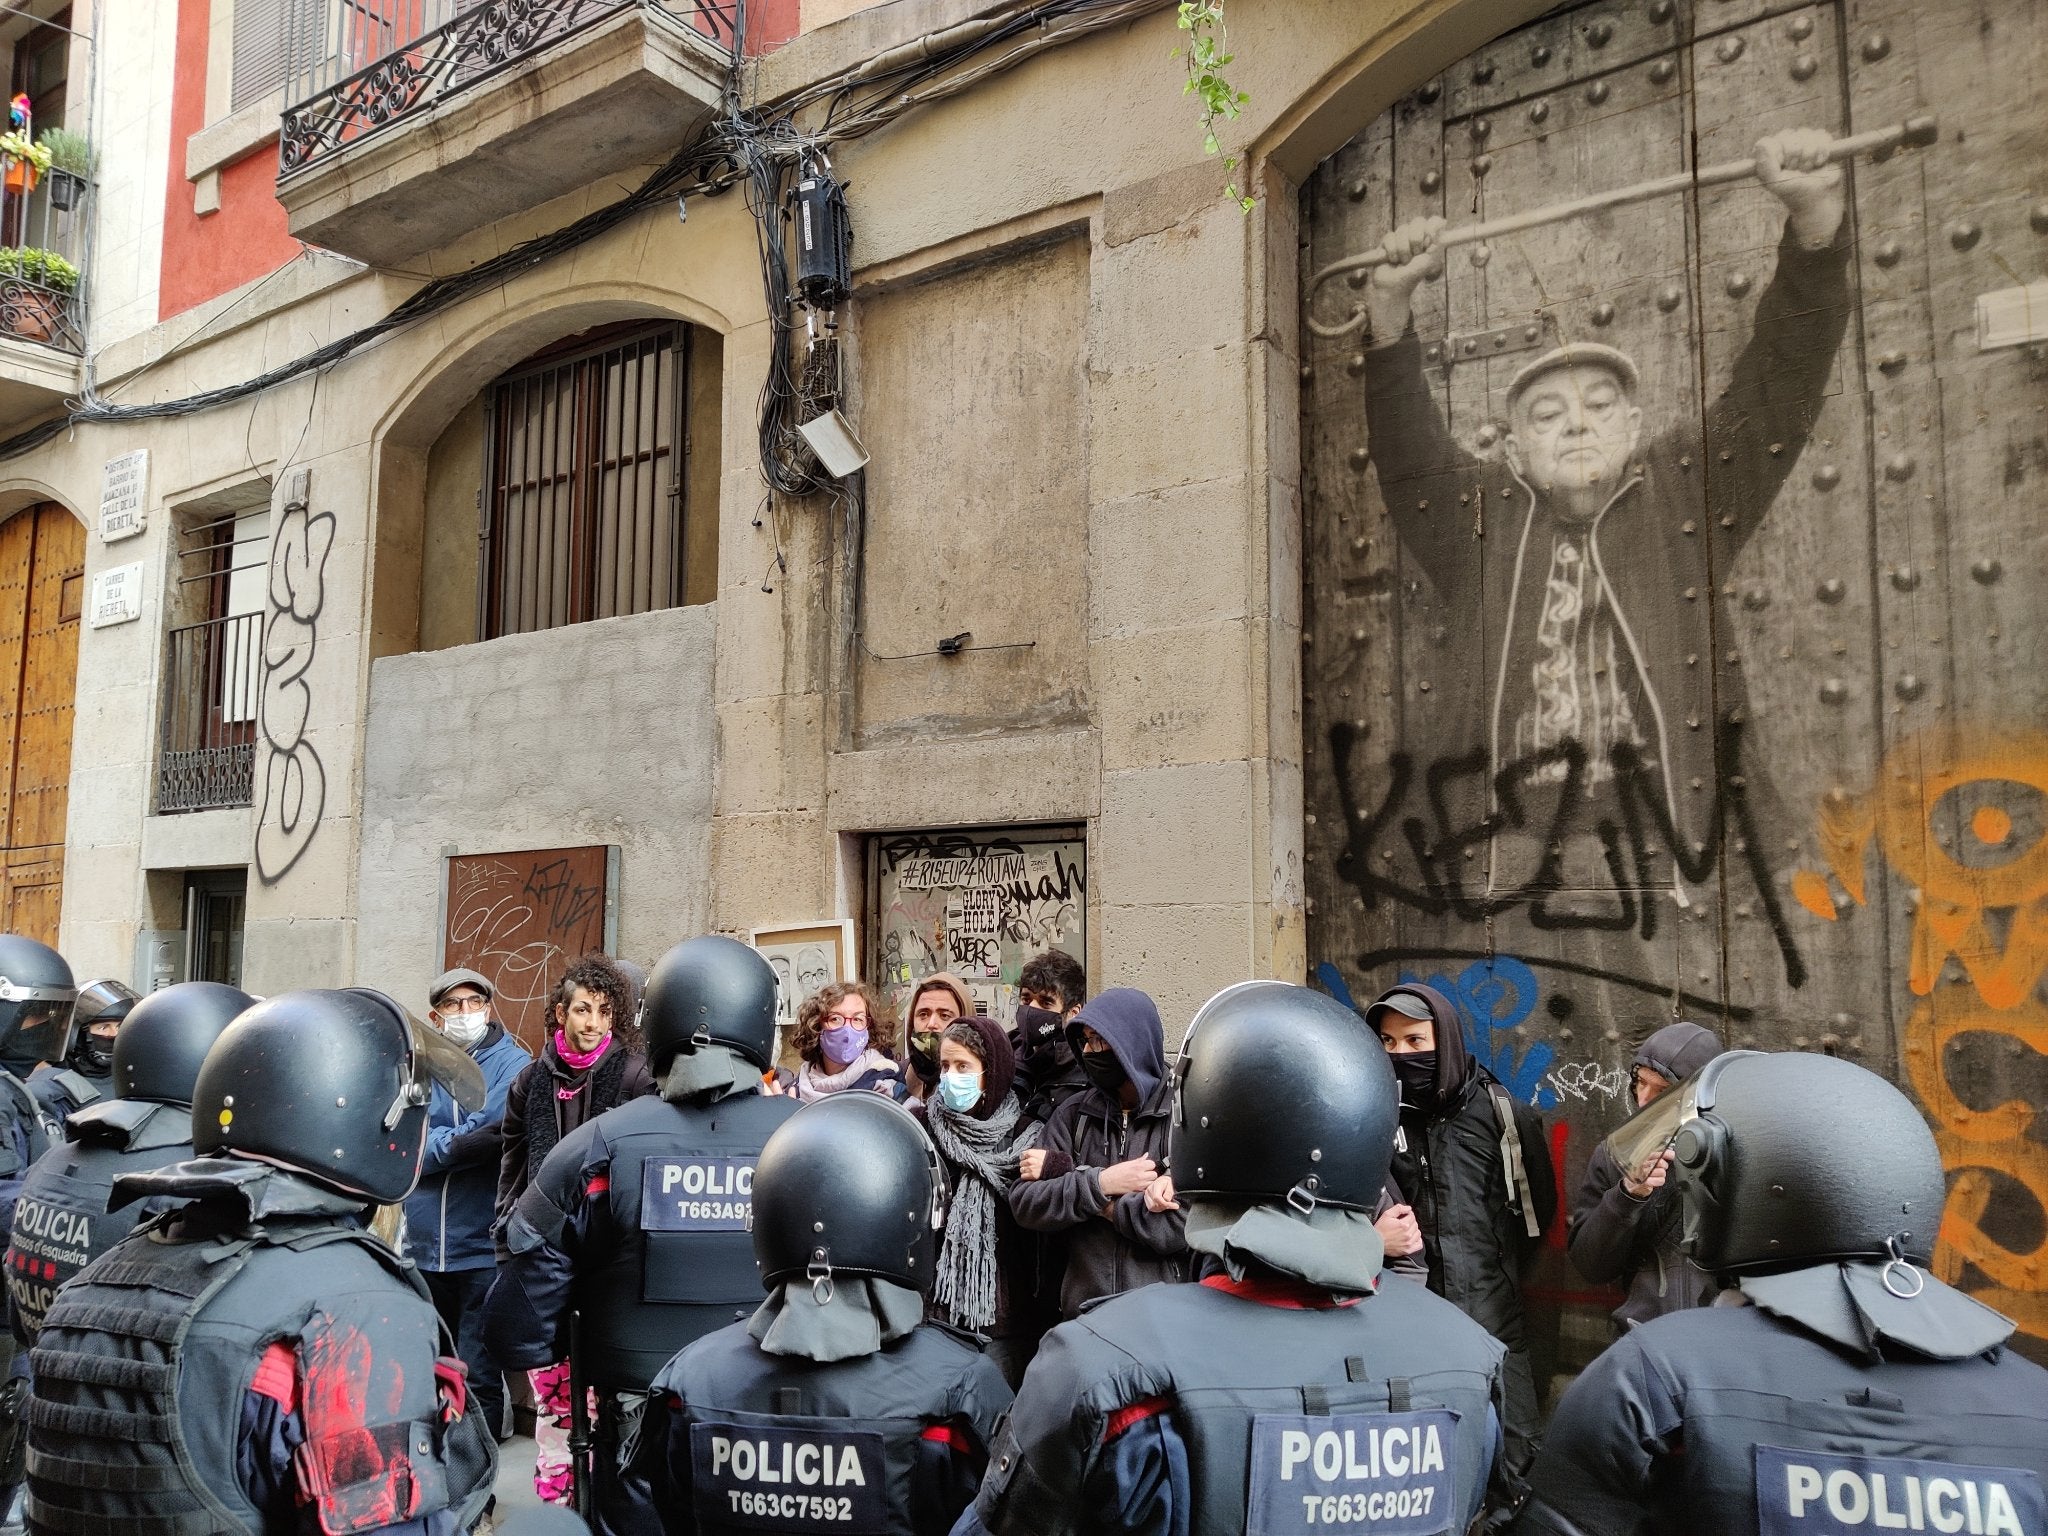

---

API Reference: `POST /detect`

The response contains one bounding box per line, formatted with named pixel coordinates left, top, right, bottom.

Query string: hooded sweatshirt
left=1007, top=988, right=1186, bottom=1317
left=1568, top=1020, right=1726, bottom=1328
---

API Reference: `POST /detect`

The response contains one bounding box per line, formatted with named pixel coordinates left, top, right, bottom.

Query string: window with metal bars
left=481, top=323, right=692, bottom=640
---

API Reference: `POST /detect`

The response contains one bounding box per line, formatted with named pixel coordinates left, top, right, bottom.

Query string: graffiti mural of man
left=1359, top=129, right=1850, bottom=909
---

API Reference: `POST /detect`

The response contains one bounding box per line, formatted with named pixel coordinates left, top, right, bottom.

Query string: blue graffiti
left=1316, top=957, right=1558, bottom=1109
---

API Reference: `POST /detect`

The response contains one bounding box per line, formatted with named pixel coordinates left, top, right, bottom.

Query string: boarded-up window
left=867, top=825, right=1086, bottom=1023
left=443, top=845, right=615, bottom=1051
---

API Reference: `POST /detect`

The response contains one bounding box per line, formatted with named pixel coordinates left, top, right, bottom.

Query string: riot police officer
left=487, top=935, right=801, bottom=1535
left=23, top=987, right=498, bottom=1535
left=7, top=980, right=253, bottom=1342
left=26, top=978, right=136, bottom=1120
left=1514, top=1050, right=2048, bottom=1535
left=962, top=980, right=1511, bottom=1536
left=644, top=1090, right=1013, bottom=1536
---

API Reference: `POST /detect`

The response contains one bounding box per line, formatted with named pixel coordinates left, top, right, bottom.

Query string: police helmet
left=112, top=981, right=256, bottom=1107
left=1672, top=1050, right=1946, bottom=1275
left=70, top=979, right=141, bottom=1073
left=192, top=988, right=486, bottom=1204
left=751, top=1092, right=945, bottom=1295
left=640, top=935, right=778, bottom=1076
left=0, top=933, right=75, bottom=1076
left=1172, top=980, right=1399, bottom=1215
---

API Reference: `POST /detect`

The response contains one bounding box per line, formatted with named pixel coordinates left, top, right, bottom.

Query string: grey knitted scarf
left=926, top=1093, right=1039, bottom=1332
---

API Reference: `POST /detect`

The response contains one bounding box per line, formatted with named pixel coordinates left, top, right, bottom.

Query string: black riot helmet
left=70, top=979, right=141, bottom=1074
left=751, top=1092, right=945, bottom=1295
left=112, top=982, right=256, bottom=1107
left=1670, top=1050, right=1947, bottom=1275
left=192, top=987, right=486, bottom=1204
left=639, top=935, right=779, bottom=1075
left=0, top=933, right=75, bottom=1076
left=1172, top=980, right=1398, bottom=1215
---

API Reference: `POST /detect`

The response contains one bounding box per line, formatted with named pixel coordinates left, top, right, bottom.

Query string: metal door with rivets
left=1301, top=0, right=2048, bottom=1365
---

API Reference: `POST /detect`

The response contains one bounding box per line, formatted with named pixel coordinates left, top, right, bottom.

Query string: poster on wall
left=750, top=920, right=855, bottom=1027
left=441, top=845, right=616, bottom=1052
left=868, top=825, right=1086, bottom=1024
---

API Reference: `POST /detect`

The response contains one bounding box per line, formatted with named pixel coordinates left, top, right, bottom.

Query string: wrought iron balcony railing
left=278, top=0, right=741, bottom=178
left=158, top=613, right=262, bottom=815
left=0, top=166, right=89, bottom=357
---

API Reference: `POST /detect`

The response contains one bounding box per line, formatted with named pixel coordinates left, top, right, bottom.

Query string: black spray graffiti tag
left=255, top=486, right=333, bottom=886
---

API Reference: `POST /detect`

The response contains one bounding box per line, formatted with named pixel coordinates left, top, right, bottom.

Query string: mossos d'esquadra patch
left=1755, top=1445, right=2044, bottom=1536
left=1246, top=1410, right=1459, bottom=1536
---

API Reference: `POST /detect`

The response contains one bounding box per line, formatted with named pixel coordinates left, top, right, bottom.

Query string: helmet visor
left=403, top=1006, right=487, bottom=1114
left=0, top=977, right=76, bottom=1074
left=1600, top=1068, right=1708, bottom=1185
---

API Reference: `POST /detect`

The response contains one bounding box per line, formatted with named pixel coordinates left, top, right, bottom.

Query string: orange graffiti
left=1798, top=728, right=2048, bottom=1341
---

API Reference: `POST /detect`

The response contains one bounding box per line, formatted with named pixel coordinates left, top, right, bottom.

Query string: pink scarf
left=553, top=1029, right=611, bottom=1097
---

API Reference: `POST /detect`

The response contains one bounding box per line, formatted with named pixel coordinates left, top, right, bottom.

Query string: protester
left=1369, top=982, right=1555, bottom=1504
left=916, top=1015, right=1050, bottom=1385
left=1568, top=1020, right=1726, bottom=1330
left=404, top=967, right=530, bottom=1445
left=790, top=980, right=908, bottom=1101
left=901, top=969, right=972, bottom=1098
left=1012, top=948, right=1087, bottom=1118
left=1009, top=987, right=1186, bottom=1316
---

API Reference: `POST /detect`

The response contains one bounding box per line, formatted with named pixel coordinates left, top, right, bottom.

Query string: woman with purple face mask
left=791, top=980, right=909, bottom=1102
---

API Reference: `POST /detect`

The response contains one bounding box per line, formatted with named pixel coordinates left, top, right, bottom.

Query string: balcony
left=275, top=0, right=739, bottom=267
left=157, top=613, right=261, bottom=815
left=0, top=162, right=89, bottom=426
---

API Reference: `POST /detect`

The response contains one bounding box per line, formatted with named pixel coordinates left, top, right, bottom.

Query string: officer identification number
left=1756, top=1445, right=2044, bottom=1536
left=1246, top=1410, right=1458, bottom=1536
left=642, top=1157, right=756, bottom=1232
left=690, top=1422, right=888, bottom=1534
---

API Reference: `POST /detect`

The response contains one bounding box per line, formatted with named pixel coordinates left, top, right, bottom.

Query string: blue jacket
left=404, top=1023, right=530, bottom=1272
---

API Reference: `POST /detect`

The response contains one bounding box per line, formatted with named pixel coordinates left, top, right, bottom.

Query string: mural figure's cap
left=1505, top=342, right=1641, bottom=416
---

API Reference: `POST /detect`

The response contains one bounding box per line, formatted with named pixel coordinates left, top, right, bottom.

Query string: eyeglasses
left=826, top=1012, right=872, bottom=1027
left=438, top=994, right=489, bottom=1014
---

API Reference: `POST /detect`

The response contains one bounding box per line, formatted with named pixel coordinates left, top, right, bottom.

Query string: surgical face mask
left=1080, top=1048, right=1126, bottom=1099
left=1015, top=1004, right=1064, bottom=1052
left=937, top=1070, right=983, bottom=1114
left=1390, top=1050, right=1438, bottom=1108
left=819, top=1023, right=869, bottom=1065
left=441, top=1014, right=488, bottom=1050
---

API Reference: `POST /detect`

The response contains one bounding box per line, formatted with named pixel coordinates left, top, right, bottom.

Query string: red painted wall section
left=745, top=0, right=802, bottom=55
left=160, top=0, right=300, bottom=322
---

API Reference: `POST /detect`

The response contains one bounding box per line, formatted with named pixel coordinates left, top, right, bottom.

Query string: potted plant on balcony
left=0, top=247, right=78, bottom=343
left=35, top=129, right=92, bottom=210
left=0, top=130, right=49, bottom=195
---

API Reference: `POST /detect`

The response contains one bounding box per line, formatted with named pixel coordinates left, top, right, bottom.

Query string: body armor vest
left=560, top=1091, right=798, bottom=1392
left=652, top=1318, right=1010, bottom=1536
left=23, top=1167, right=483, bottom=1536
left=27, top=1068, right=105, bottom=1123
left=980, top=1278, right=1505, bottom=1536
left=6, top=1100, right=195, bottom=1341
left=0, top=1068, right=52, bottom=1180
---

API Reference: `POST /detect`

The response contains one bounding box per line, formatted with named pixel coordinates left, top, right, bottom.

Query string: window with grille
left=481, top=323, right=693, bottom=640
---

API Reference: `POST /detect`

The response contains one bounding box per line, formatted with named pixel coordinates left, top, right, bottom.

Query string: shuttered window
left=482, top=323, right=692, bottom=640
left=232, top=0, right=330, bottom=110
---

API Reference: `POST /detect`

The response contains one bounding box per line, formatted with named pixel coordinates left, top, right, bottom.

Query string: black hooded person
left=1515, top=1051, right=2048, bottom=1536
left=1567, top=1020, right=1726, bottom=1329
left=1007, top=987, right=1187, bottom=1316
left=962, top=980, right=1516, bottom=1536
left=1367, top=982, right=1555, bottom=1502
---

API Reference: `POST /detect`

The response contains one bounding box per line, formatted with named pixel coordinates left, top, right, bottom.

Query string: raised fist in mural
left=1754, top=126, right=1846, bottom=251
left=1365, top=214, right=1447, bottom=341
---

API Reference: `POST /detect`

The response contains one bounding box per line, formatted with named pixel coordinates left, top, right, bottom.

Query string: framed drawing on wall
left=750, top=920, right=855, bottom=1028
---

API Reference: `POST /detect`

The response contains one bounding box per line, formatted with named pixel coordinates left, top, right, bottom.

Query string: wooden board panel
left=0, top=511, right=33, bottom=846
left=2, top=850, right=62, bottom=949
left=443, top=845, right=612, bottom=1053
left=10, top=505, right=83, bottom=852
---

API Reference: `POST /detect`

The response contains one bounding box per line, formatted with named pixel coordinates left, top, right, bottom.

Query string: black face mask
left=1390, top=1050, right=1439, bottom=1108
left=1080, top=1048, right=1127, bottom=1099
left=907, top=1032, right=941, bottom=1084
left=1015, top=1005, right=1064, bottom=1055
left=75, top=1033, right=115, bottom=1076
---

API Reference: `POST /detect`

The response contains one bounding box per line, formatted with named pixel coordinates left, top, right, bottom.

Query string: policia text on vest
left=1759, top=1446, right=2042, bottom=1536
left=692, top=1422, right=887, bottom=1533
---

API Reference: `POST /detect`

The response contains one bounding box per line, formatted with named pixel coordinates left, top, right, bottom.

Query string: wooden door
left=1303, top=0, right=2048, bottom=1363
left=0, top=504, right=82, bottom=947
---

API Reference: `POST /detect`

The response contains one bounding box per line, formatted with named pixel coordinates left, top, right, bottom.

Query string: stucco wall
left=353, top=601, right=718, bottom=1010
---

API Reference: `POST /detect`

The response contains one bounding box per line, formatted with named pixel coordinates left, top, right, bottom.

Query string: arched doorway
left=0, top=503, right=81, bottom=943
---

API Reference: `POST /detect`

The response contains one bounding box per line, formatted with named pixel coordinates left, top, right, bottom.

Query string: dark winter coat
left=1568, top=1021, right=1726, bottom=1329
left=1007, top=989, right=1186, bottom=1317
left=493, top=1032, right=654, bottom=1260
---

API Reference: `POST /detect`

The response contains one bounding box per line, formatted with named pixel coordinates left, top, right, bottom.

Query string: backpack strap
left=1487, top=1083, right=1543, bottom=1239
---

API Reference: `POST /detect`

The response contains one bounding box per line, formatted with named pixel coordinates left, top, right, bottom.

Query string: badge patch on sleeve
left=1755, top=1445, right=2044, bottom=1536
left=641, top=1157, right=756, bottom=1231
left=1246, top=1410, right=1458, bottom=1536
left=690, top=1422, right=889, bottom=1533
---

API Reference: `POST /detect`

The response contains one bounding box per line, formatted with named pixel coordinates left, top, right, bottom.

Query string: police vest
left=979, top=1277, right=1505, bottom=1536
left=24, top=1182, right=488, bottom=1536
left=0, top=1068, right=52, bottom=1180
left=27, top=1067, right=105, bottom=1123
left=563, top=1091, right=799, bottom=1392
left=652, top=1318, right=1011, bottom=1536
left=5, top=1100, right=196, bottom=1341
